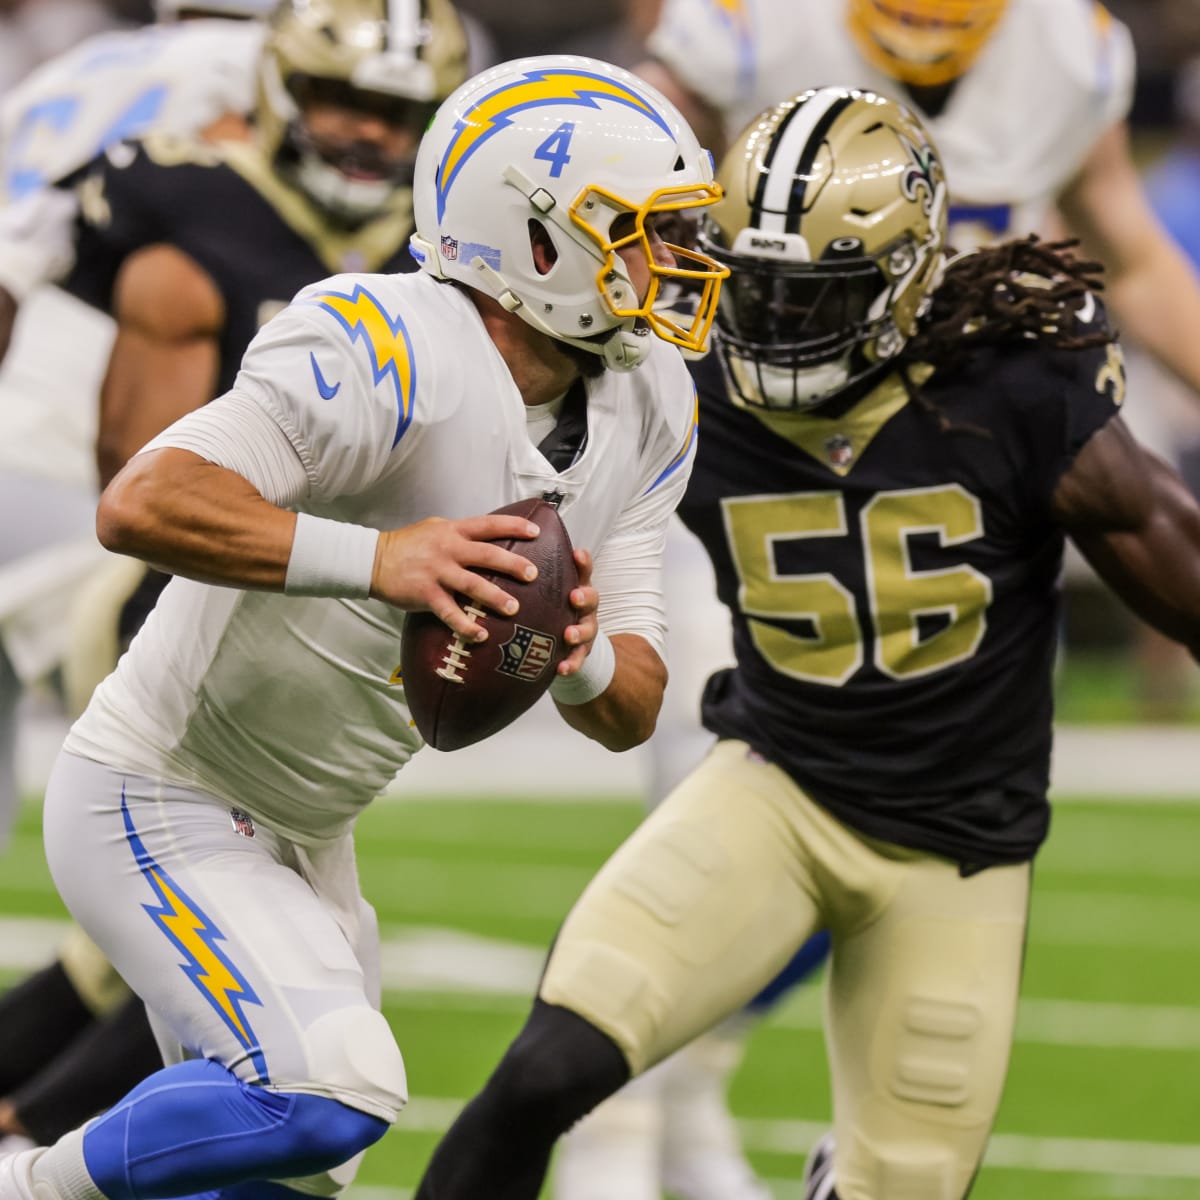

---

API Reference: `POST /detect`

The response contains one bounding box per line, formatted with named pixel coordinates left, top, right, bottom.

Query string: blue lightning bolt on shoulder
left=307, top=284, right=417, bottom=448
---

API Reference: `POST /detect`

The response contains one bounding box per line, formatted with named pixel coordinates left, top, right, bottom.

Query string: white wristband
left=284, top=512, right=380, bottom=599
left=550, top=627, right=616, bottom=706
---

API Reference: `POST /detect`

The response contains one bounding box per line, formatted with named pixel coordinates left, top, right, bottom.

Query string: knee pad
left=848, top=1138, right=958, bottom=1200
left=81, top=1059, right=391, bottom=1200
left=889, top=994, right=983, bottom=1109
left=300, top=1006, right=407, bottom=1122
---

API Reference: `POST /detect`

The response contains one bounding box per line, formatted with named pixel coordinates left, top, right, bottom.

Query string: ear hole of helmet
left=529, top=220, right=559, bottom=276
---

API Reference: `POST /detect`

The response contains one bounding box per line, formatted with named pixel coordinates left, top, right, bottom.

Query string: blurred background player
left=0, top=0, right=469, bottom=1151
left=0, top=0, right=270, bottom=1152
left=0, top=0, right=266, bottom=870
left=558, top=1, right=1200, bottom=1196
left=414, top=85, right=1200, bottom=1200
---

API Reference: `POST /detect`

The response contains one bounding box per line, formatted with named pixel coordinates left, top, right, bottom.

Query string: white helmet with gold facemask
left=698, top=86, right=948, bottom=411
left=410, top=54, right=730, bottom=372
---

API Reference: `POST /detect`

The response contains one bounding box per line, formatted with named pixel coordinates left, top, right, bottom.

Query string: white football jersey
left=0, top=18, right=263, bottom=487
left=646, top=0, right=1135, bottom=243
left=67, top=271, right=699, bottom=844
left=0, top=19, right=262, bottom=203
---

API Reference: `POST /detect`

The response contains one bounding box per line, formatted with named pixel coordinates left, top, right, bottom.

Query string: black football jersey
left=680, top=303, right=1127, bottom=869
left=61, top=134, right=417, bottom=394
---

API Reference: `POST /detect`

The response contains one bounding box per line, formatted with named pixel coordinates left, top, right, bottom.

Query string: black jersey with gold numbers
left=679, top=299, right=1127, bottom=868
left=61, top=134, right=416, bottom=394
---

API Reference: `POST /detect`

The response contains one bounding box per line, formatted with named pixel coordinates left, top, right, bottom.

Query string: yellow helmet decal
left=437, top=68, right=675, bottom=222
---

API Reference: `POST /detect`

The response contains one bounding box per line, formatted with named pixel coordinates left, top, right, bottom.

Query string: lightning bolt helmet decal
left=435, top=67, right=675, bottom=224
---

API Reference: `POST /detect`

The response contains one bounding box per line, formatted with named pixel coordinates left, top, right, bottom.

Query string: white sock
left=2, top=1128, right=105, bottom=1200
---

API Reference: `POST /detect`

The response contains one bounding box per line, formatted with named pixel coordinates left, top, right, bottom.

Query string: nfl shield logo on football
left=229, top=809, right=256, bottom=838
left=825, top=434, right=854, bottom=467
left=497, top=625, right=556, bottom=682
left=440, top=235, right=459, bottom=261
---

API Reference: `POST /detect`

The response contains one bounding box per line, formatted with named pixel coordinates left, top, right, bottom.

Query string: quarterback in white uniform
left=0, top=7, right=265, bottom=847
left=0, top=54, right=729, bottom=1200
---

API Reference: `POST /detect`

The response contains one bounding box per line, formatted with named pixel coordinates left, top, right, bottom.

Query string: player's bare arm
left=98, top=447, right=540, bottom=638
left=97, top=243, right=225, bottom=487
left=1053, top=414, right=1200, bottom=656
left=1056, top=120, right=1200, bottom=397
left=0, top=285, right=15, bottom=364
left=555, top=632, right=667, bottom=752
left=551, top=548, right=668, bottom=752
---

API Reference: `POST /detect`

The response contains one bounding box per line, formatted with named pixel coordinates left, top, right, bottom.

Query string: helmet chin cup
left=726, top=353, right=852, bottom=412
left=600, top=326, right=652, bottom=372
left=291, top=151, right=396, bottom=223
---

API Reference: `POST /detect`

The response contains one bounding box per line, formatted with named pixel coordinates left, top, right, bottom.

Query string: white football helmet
left=410, top=55, right=729, bottom=372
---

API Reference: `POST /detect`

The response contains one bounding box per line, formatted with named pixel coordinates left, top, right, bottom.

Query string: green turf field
left=3, top=785, right=1199, bottom=1200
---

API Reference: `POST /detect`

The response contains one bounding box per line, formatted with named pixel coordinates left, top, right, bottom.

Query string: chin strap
left=407, top=232, right=652, bottom=373
left=467, top=256, right=651, bottom=372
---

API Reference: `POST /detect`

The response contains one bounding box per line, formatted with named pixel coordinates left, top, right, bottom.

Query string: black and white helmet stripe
left=751, top=89, right=856, bottom=236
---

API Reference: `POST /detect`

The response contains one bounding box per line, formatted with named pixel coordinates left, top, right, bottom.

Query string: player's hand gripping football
left=370, top=513, right=540, bottom=641
left=557, top=548, right=600, bottom=678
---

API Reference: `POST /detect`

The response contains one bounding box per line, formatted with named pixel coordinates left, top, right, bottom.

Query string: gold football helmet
left=256, top=0, right=468, bottom=222
left=698, top=87, right=947, bottom=410
left=848, top=0, right=1009, bottom=87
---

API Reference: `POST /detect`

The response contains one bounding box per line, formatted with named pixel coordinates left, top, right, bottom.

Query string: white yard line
left=18, top=704, right=1200, bottom=801
left=376, top=1098, right=1200, bottom=1182
left=4, top=919, right=1198, bottom=1051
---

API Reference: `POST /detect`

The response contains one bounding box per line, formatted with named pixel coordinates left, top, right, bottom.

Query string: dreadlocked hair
left=899, top=235, right=1116, bottom=435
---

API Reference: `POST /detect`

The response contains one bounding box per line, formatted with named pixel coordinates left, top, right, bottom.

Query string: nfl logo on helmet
left=440, top=235, right=459, bottom=261
left=497, top=625, right=556, bottom=682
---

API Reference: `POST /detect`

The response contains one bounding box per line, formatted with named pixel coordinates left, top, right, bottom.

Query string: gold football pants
left=540, top=739, right=1030, bottom=1200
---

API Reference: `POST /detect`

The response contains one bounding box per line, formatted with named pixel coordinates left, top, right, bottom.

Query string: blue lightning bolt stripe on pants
left=40, top=751, right=408, bottom=1197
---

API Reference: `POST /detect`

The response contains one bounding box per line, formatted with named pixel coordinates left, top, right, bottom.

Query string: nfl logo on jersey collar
left=825, top=434, right=854, bottom=468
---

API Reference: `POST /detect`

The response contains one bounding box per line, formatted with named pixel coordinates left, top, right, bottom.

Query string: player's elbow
left=96, top=459, right=158, bottom=556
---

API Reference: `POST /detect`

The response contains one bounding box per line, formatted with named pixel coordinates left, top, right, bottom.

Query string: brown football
left=399, top=497, right=578, bottom=751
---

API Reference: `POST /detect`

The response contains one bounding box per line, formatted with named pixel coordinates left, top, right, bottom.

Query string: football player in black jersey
left=413, top=87, right=1200, bottom=1200
left=0, top=0, right=468, bottom=1153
